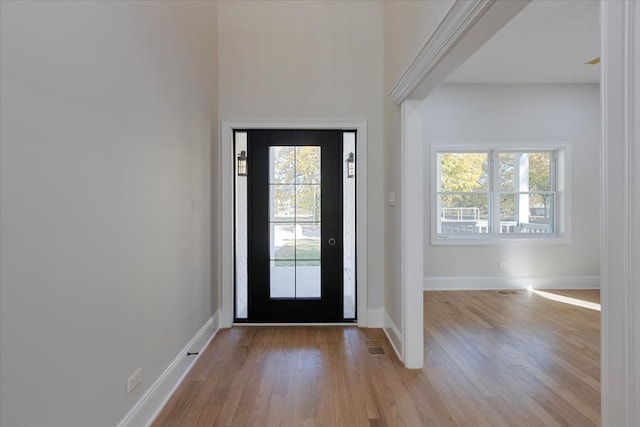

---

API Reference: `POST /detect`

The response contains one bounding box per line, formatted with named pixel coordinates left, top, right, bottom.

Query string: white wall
left=422, top=83, right=600, bottom=287
left=383, top=1, right=453, bottom=333
left=218, top=1, right=385, bottom=313
left=0, top=2, right=217, bottom=426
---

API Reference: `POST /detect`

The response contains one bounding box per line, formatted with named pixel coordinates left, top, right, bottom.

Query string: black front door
left=246, top=130, right=344, bottom=322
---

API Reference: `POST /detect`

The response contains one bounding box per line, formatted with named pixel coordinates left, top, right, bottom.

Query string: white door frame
left=600, top=1, right=640, bottom=425
left=400, top=101, right=426, bottom=368
left=220, top=120, right=368, bottom=327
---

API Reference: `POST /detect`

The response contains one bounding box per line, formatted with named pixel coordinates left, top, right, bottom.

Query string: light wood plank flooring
left=153, top=290, right=600, bottom=426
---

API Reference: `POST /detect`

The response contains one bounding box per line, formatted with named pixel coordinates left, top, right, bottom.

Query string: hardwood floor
left=153, top=290, right=600, bottom=426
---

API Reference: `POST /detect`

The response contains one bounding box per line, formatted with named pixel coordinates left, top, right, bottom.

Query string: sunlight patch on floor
left=529, top=287, right=601, bottom=311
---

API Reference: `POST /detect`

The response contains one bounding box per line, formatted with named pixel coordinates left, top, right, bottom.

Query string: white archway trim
left=600, top=1, right=640, bottom=425
left=392, top=0, right=530, bottom=371
left=220, top=120, right=368, bottom=328
left=389, top=0, right=530, bottom=103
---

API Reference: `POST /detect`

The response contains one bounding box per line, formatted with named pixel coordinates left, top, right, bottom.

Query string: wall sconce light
left=347, top=152, right=355, bottom=178
left=237, top=150, right=247, bottom=176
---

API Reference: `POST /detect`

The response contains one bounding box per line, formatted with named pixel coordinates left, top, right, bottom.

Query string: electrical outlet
left=126, top=368, right=142, bottom=394
left=498, top=262, right=508, bottom=269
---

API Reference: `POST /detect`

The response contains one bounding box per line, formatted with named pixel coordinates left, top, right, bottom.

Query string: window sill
left=431, top=234, right=571, bottom=246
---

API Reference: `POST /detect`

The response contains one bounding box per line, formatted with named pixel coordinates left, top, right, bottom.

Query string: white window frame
left=430, top=142, right=572, bottom=245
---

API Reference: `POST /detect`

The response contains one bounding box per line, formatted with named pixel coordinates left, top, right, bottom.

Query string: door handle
left=328, top=237, right=336, bottom=246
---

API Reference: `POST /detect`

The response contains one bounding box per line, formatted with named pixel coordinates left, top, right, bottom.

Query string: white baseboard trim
left=383, top=312, right=403, bottom=362
left=367, top=308, right=384, bottom=328
left=116, top=311, right=221, bottom=427
left=424, top=276, right=600, bottom=291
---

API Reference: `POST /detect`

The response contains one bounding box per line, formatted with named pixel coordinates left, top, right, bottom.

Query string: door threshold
left=232, top=322, right=357, bottom=327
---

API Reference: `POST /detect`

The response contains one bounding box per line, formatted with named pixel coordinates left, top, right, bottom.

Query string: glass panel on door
left=269, top=146, right=321, bottom=299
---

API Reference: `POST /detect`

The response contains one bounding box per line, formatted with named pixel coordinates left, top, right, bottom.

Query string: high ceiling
left=446, top=0, right=600, bottom=84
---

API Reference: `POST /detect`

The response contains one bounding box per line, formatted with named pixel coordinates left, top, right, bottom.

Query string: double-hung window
left=433, top=145, right=568, bottom=243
